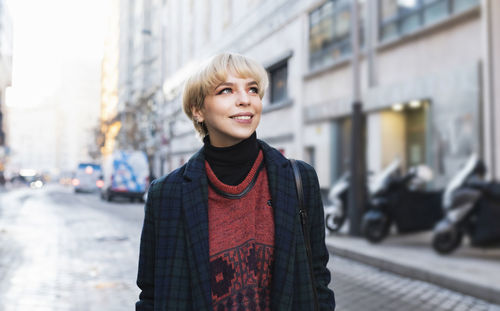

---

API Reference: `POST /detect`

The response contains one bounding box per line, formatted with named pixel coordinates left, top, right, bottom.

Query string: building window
left=379, top=0, right=479, bottom=41
left=268, top=60, right=288, bottom=104
left=309, top=0, right=365, bottom=71
left=336, top=117, right=352, bottom=177
left=305, top=146, right=316, bottom=168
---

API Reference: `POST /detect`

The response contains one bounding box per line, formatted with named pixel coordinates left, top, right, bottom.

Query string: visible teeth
left=232, top=116, right=251, bottom=120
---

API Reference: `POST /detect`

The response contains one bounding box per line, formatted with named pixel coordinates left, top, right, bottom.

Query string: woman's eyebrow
left=215, top=80, right=258, bottom=89
left=215, top=82, right=233, bottom=89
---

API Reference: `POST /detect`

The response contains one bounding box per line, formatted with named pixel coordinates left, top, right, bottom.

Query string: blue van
left=100, top=150, right=149, bottom=202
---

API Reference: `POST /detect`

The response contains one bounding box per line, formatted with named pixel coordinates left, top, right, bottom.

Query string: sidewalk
left=325, top=231, right=500, bottom=305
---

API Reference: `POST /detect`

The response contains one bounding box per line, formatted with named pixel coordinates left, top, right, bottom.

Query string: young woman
left=136, top=53, right=335, bottom=310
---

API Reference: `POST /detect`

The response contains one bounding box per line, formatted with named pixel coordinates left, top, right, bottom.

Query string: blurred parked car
left=10, top=169, right=45, bottom=189
left=73, top=163, right=103, bottom=193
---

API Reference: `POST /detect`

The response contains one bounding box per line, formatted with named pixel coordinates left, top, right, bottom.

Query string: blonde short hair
left=182, top=52, right=269, bottom=137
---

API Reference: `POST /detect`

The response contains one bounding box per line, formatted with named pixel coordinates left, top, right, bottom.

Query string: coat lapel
left=259, top=140, right=297, bottom=310
left=181, top=148, right=212, bottom=308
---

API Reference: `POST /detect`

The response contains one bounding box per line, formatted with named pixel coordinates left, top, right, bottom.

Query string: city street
left=0, top=185, right=142, bottom=311
left=0, top=185, right=499, bottom=311
left=2, top=0, right=500, bottom=310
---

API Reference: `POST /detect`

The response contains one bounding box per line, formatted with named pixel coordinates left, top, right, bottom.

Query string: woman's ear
left=192, top=108, right=204, bottom=123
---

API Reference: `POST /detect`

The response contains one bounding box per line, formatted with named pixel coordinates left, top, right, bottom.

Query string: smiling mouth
left=231, top=116, right=252, bottom=120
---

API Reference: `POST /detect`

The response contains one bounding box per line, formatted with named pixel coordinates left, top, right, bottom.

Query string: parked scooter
left=361, top=159, right=443, bottom=243
left=432, top=154, right=500, bottom=254
left=324, top=171, right=375, bottom=233
left=324, top=172, right=350, bottom=233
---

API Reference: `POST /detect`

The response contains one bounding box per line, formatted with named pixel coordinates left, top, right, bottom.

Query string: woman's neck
left=203, top=132, right=260, bottom=186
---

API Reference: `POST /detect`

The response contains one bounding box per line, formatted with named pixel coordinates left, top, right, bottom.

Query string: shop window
left=379, top=0, right=479, bottom=41
left=308, top=0, right=365, bottom=71
left=305, top=146, right=316, bottom=168
left=268, top=60, right=288, bottom=104
left=405, top=104, right=427, bottom=167
left=336, top=117, right=352, bottom=177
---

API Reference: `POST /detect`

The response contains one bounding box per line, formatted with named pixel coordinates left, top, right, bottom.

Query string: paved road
left=1, top=185, right=500, bottom=310
left=0, top=185, right=143, bottom=311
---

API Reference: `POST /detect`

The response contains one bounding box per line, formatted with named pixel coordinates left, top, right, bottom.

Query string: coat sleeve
left=300, top=161, right=336, bottom=310
left=136, top=180, right=160, bottom=311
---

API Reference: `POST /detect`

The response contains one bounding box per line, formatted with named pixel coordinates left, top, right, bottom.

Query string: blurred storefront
left=365, top=100, right=429, bottom=177
left=361, top=63, right=480, bottom=188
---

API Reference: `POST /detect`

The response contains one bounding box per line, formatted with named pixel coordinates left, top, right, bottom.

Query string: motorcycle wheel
left=432, top=228, right=463, bottom=255
left=362, top=217, right=390, bottom=243
left=325, top=214, right=345, bottom=233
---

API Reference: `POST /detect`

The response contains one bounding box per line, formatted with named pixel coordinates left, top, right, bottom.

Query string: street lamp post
left=348, top=0, right=367, bottom=236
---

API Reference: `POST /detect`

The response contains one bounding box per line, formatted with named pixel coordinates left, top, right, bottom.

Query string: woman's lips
left=230, top=115, right=253, bottom=124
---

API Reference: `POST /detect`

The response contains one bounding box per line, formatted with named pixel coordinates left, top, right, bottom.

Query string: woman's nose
left=236, top=90, right=250, bottom=105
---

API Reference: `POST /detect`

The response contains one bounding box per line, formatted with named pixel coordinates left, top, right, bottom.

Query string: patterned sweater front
left=206, top=151, right=275, bottom=311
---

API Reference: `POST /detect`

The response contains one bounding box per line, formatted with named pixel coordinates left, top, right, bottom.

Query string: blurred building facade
left=113, top=0, right=500, bottom=189
left=6, top=99, right=59, bottom=176
left=0, top=0, right=12, bottom=180
left=100, top=0, right=121, bottom=158
left=303, top=0, right=484, bottom=187
left=111, top=0, right=167, bottom=177
left=7, top=59, right=102, bottom=179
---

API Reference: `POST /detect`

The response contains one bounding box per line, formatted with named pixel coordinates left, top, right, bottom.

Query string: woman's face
left=194, top=73, right=262, bottom=147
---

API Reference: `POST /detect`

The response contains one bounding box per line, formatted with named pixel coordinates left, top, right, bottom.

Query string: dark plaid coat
left=136, top=140, right=336, bottom=310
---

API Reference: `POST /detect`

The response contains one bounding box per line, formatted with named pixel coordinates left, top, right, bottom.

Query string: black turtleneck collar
left=203, top=132, right=260, bottom=186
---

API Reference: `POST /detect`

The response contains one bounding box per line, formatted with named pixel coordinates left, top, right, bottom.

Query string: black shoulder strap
left=290, top=159, right=319, bottom=311
left=291, top=159, right=305, bottom=211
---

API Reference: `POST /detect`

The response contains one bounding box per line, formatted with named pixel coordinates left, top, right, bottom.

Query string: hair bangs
left=201, top=53, right=268, bottom=98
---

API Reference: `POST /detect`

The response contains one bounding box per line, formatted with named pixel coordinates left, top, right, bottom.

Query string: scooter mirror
left=415, top=165, right=433, bottom=182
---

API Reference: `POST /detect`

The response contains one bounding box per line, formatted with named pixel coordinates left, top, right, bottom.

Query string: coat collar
left=182, top=140, right=297, bottom=309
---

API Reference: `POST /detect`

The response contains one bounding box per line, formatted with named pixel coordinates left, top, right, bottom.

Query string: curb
left=326, top=242, right=500, bottom=306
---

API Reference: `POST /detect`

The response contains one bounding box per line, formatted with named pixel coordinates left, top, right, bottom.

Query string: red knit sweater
left=206, top=150, right=275, bottom=311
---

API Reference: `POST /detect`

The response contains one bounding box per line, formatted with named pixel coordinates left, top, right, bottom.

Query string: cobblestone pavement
left=328, top=256, right=500, bottom=311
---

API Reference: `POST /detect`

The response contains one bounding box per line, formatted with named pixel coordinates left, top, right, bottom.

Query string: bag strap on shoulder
left=290, top=159, right=319, bottom=311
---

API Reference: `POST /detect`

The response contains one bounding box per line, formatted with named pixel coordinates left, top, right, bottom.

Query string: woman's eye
left=217, top=88, right=232, bottom=95
left=249, top=87, right=258, bottom=94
